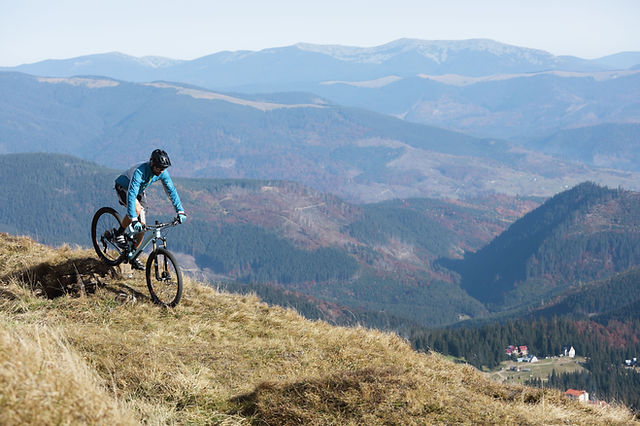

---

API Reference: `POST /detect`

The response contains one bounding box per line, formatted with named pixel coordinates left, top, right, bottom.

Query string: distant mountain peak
left=295, top=38, right=556, bottom=65
left=132, top=55, right=184, bottom=69
left=34, top=51, right=184, bottom=70
left=94, top=52, right=184, bottom=68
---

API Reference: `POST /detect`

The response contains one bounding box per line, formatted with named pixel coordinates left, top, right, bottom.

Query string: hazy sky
left=1, top=0, right=639, bottom=66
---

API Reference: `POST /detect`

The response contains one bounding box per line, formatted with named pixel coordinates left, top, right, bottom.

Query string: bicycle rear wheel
left=91, top=207, right=125, bottom=266
left=146, top=248, right=183, bottom=307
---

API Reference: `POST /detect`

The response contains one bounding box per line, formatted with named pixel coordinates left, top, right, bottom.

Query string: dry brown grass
left=0, top=317, right=134, bottom=425
left=0, top=233, right=637, bottom=425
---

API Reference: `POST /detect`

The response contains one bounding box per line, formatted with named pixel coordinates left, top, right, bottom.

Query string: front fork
left=152, top=237, right=168, bottom=281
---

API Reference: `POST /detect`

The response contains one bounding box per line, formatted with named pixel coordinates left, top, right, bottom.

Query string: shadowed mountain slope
left=443, top=182, right=640, bottom=310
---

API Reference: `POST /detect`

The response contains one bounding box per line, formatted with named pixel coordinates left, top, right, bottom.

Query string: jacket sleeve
left=160, top=171, right=184, bottom=213
left=127, top=167, right=144, bottom=219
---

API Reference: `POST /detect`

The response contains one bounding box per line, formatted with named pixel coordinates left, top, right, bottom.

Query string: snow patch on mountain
left=134, top=55, right=183, bottom=68
left=296, top=38, right=557, bottom=65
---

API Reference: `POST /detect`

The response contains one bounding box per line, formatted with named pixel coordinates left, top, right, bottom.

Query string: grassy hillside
left=1, top=233, right=636, bottom=424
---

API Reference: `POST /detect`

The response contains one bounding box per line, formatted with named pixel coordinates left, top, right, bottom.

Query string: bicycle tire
left=146, top=248, right=183, bottom=307
left=91, top=207, right=126, bottom=266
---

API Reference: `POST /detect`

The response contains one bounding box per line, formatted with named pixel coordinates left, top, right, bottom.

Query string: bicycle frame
left=123, top=219, right=178, bottom=262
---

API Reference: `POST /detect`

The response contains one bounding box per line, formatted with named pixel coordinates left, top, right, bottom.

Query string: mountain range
left=311, top=70, right=640, bottom=140
left=2, top=72, right=639, bottom=204
left=3, top=39, right=639, bottom=141
left=5, top=39, right=639, bottom=88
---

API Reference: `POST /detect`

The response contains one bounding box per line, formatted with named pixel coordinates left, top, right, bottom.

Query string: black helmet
left=150, top=149, right=171, bottom=168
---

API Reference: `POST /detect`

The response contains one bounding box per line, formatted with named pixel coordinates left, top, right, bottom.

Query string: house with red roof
left=564, top=389, right=589, bottom=403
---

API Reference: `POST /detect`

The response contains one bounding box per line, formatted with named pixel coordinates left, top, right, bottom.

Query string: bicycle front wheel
left=91, top=207, right=125, bottom=266
left=146, top=248, right=183, bottom=307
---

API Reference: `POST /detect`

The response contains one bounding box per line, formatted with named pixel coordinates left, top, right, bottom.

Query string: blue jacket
left=116, top=162, right=184, bottom=219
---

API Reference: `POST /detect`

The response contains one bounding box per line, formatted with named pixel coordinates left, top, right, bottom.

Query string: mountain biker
left=113, top=149, right=187, bottom=269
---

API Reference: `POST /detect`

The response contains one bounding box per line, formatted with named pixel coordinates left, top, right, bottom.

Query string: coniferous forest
left=409, top=315, right=640, bottom=412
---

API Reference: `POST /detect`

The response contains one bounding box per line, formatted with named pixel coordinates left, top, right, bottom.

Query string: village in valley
left=488, top=344, right=639, bottom=407
left=504, top=344, right=576, bottom=365
left=488, top=344, right=601, bottom=405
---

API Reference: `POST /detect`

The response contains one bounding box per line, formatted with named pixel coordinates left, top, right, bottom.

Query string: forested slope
left=443, top=182, right=640, bottom=310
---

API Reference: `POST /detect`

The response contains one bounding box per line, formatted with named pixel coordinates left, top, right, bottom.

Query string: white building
left=565, top=389, right=589, bottom=403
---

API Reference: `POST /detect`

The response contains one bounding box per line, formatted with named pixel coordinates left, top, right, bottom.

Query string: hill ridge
left=445, top=182, right=640, bottom=311
left=4, top=38, right=623, bottom=77
left=1, top=233, right=636, bottom=424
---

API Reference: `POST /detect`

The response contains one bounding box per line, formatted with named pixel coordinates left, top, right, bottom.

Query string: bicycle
left=91, top=207, right=183, bottom=307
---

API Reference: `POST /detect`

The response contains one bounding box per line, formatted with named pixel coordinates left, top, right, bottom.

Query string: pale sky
left=1, top=0, right=639, bottom=66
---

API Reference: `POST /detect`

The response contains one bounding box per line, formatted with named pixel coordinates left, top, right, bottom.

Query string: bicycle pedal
left=130, top=259, right=145, bottom=270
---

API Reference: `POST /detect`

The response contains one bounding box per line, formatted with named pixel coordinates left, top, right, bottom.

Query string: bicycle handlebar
left=145, top=216, right=181, bottom=230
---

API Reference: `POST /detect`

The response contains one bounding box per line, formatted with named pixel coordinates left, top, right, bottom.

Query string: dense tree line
left=534, top=267, right=640, bottom=318
left=411, top=317, right=581, bottom=369
left=526, top=230, right=640, bottom=285
left=0, top=153, right=116, bottom=246
left=345, top=201, right=457, bottom=258
left=171, top=221, right=358, bottom=284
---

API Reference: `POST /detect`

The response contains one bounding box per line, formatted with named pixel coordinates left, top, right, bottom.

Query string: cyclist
left=113, top=149, right=187, bottom=269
